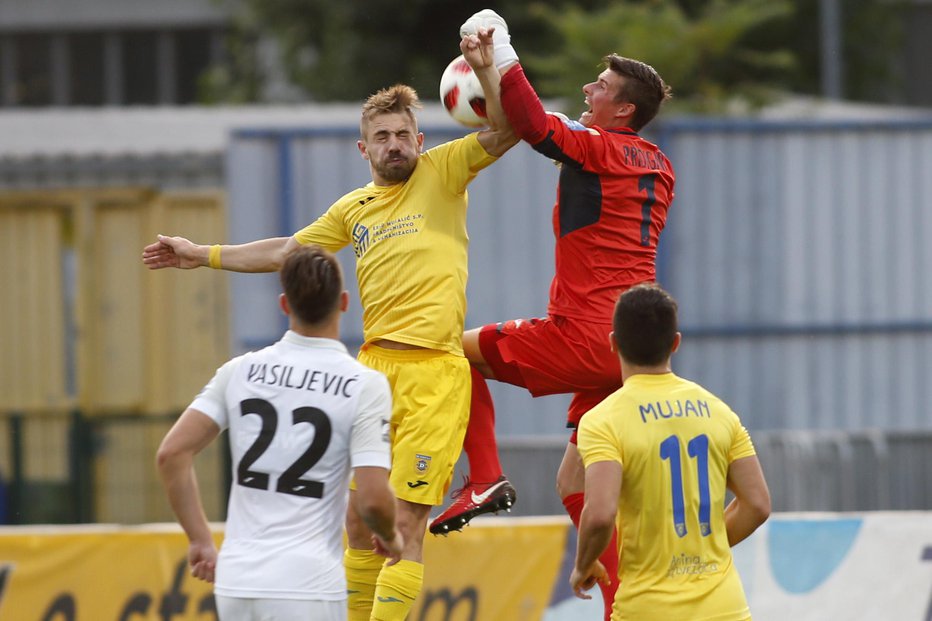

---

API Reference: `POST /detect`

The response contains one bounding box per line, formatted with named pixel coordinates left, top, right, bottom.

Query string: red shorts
left=478, top=315, right=622, bottom=432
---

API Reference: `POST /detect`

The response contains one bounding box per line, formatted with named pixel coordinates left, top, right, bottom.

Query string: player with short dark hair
left=571, top=283, right=771, bottom=620
left=156, top=245, right=401, bottom=621
left=432, top=12, right=676, bottom=620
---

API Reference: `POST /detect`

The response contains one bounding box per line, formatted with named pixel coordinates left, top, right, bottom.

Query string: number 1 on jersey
left=660, top=434, right=711, bottom=538
left=638, top=173, right=657, bottom=247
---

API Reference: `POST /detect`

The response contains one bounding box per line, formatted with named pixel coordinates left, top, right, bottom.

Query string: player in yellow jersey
left=142, top=55, right=517, bottom=621
left=571, top=283, right=771, bottom=621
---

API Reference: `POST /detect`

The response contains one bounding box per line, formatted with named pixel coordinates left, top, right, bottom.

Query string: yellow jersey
left=294, top=133, right=497, bottom=355
left=577, top=372, right=757, bottom=621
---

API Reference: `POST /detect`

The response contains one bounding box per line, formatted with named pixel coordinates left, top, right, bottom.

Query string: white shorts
left=215, top=595, right=346, bottom=621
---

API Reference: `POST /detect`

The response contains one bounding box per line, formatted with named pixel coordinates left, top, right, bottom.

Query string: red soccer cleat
left=429, top=475, right=517, bottom=535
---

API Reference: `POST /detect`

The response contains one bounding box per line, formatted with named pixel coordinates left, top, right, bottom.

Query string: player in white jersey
left=157, top=245, right=403, bottom=621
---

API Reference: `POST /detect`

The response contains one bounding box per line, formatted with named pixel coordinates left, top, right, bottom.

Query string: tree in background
left=750, top=0, right=903, bottom=104
left=521, top=0, right=794, bottom=116
left=200, top=0, right=903, bottom=111
left=201, top=0, right=563, bottom=103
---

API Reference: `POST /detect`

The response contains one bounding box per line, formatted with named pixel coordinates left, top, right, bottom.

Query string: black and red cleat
left=429, top=475, right=517, bottom=535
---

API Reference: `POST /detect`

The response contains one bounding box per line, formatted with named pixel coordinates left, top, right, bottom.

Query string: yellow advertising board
left=0, top=518, right=572, bottom=620
left=0, top=524, right=220, bottom=620
left=418, top=516, right=568, bottom=620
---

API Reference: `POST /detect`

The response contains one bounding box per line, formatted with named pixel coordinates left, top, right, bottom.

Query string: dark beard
left=375, top=157, right=416, bottom=183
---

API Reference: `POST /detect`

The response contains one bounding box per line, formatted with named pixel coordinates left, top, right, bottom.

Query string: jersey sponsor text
left=667, top=553, right=719, bottom=578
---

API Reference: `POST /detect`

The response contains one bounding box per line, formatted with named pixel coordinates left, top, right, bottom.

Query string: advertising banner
left=2, top=513, right=932, bottom=620
left=0, top=519, right=569, bottom=620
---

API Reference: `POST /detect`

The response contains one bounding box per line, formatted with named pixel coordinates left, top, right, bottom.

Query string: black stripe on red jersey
left=531, top=129, right=604, bottom=237
left=532, top=127, right=645, bottom=237
left=532, top=129, right=579, bottom=167
left=558, top=165, right=602, bottom=237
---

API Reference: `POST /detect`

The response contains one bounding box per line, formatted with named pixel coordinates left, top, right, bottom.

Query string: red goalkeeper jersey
left=501, top=65, right=676, bottom=323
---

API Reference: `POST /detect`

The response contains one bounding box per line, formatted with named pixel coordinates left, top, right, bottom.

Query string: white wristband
left=493, top=43, right=519, bottom=70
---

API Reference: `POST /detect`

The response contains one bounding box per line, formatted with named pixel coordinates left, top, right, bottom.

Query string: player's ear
left=279, top=293, right=290, bottom=317
left=339, top=290, right=350, bottom=313
left=616, top=101, right=635, bottom=121
left=671, top=332, right=682, bottom=354
left=357, top=140, right=369, bottom=160
left=608, top=331, right=617, bottom=354
left=416, top=132, right=425, bottom=152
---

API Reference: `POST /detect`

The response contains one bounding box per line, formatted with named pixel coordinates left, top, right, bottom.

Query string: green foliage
left=199, top=0, right=905, bottom=110
left=755, top=0, right=904, bottom=103
left=522, top=0, right=795, bottom=116
left=198, top=10, right=264, bottom=104
left=203, top=0, right=560, bottom=103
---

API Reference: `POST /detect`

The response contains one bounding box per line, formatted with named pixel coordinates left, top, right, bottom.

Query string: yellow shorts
left=357, top=345, right=470, bottom=506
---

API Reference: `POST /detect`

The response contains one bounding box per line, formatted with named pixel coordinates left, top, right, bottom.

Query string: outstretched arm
left=142, top=234, right=300, bottom=273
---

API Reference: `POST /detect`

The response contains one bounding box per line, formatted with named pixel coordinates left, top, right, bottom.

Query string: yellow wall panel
left=0, top=203, right=69, bottom=412
left=89, top=206, right=148, bottom=409
left=142, top=192, right=228, bottom=413
left=0, top=188, right=229, bottom=418
left=71, top=189, right=154, bottom=414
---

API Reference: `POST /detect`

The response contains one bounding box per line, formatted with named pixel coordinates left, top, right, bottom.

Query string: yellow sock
left=371, top=559, right=424, bottom=621
left=345, top=548, right=384, bottom=621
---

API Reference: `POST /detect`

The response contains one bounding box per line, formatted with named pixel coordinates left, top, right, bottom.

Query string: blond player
left=572, top=283, right=771, bottom=620
left=144, top=81, right=516, bottom=619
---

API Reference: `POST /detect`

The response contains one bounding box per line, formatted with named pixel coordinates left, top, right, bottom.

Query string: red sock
left=562, top=492, right=620, bottom=621
left=462, top=365, right=503, bottom=482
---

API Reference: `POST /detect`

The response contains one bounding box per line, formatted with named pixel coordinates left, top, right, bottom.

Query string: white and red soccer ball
left=439, top=55, right=488, bottom=128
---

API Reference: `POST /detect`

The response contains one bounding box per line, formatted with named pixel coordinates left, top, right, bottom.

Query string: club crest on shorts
left=415, top=453, right=432, bottom=474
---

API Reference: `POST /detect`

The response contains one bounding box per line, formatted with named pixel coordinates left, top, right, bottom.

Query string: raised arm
left=460, top=10, right=548, bottom=146
left=459, top=17, right=518, bottom=157
left=142, top=234, right=300, bottom=273
left=724, top=455, right=771, bottom=546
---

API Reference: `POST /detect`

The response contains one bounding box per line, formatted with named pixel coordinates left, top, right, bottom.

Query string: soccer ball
left=439, top=55, right=487, bottom=128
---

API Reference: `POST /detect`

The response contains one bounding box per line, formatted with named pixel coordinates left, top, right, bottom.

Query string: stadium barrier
left=1, top=513, right=930, bottom=620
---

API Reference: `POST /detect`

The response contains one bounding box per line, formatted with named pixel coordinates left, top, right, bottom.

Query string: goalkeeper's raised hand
left=460, top=9, right=518, bottom=71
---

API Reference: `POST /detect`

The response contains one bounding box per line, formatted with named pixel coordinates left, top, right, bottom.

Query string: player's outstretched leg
left=429, top=365, right=516, bottom=534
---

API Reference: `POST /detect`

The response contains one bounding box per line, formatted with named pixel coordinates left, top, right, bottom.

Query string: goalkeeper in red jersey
left=432, top=11, right=675, bottom=621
